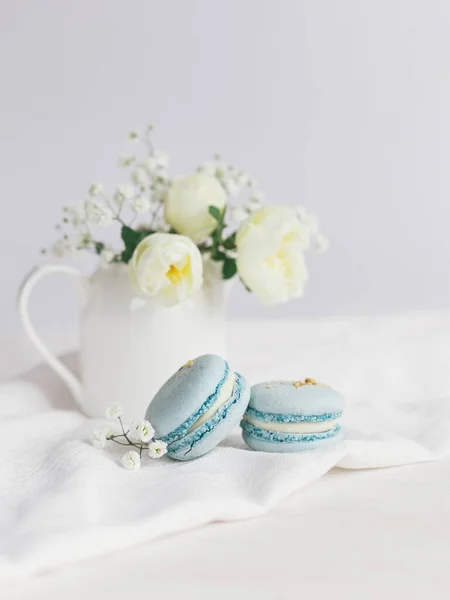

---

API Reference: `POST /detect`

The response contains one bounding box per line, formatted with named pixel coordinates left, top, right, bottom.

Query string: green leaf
left=222, top=258, right=237, bottom=280
left=120, top=225, right=152, bottom=263
left=211, top=250, right=227, bottom=262
left=222, top=232, right=236, bottom=250
left=94, top=242, right=105, bottom=255
left=211, top=228, right=222, bottom=245
left=208, top=205, right=222, bottom=223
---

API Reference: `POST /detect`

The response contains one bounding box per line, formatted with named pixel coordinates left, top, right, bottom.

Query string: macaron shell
left=169, top=374, right=251, bottom=461
left=249, top=381, right=345, bottom=417
left=146, top=354, right=228, bottom=438
left=242, top=426, right=343, bottom=453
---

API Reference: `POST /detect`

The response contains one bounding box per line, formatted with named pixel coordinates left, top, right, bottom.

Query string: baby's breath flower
left=315, top=233, right=330, bottom=253
left=214, top=161, right=228, bottom=179
left=131, top=169, right=147, bottom=186
left=121, top=450, right=141, bottom=470
left=66, top=204, right=86, bottom=227
left=113, top=190, right=124, bottom=208
left=151, top=182, right=169, bottom=204
left=236, top=172, right=250, bottom=187
left=252, top=190, right=265, bottom=203
left=77, top=232, right=92, bottom=249
left=129, top=420, right=155, bottom=443
left=130, top=195, right=151, bottom=214
left=144, top=150, right=169, bottom=174
left=100, top=246, right=115, bottom=268
left=92, top=429, right=108, bottom=449
left=128, top=129, right=140, bottom=142
left=51, top=239, right=68, bottom=258
left=153, top=217, right=170, bottom=232
left=84, top=200, right=114, bottom=227
left=225, top=249, right=238, bottom=259
left=197, top=161, right=216, bottom=176
left=230, top=206, right=248, bottom=222
left=88, top=183, right=103, bottom=196
left=117, top=184, right=134, bottom=198
left=114, top=185, right=134, bottom=208
left=118, top=155, right=135, bottom=168
left=154, top=150, right=169, bottom=168
left=105, top=404, right=124, bottom=420
left=148, top=440, right=168, bottom=458
left=143, top=157, right=156, bottom=173
left=51, top=238, right=83, bottom=259
left=222, top=178, right=240, bottom=198
left=246, top=195, right=263, bottom=213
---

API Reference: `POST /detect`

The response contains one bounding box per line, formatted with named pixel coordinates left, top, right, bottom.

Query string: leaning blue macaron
left=241, top=378, right=344, bottom=453
left=146, top=354, right=250, bottom=460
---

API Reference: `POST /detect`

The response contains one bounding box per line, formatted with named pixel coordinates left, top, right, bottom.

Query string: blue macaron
left=146, top=354, right=250, bottom=460
left=241, top=378, right=344, bottom=453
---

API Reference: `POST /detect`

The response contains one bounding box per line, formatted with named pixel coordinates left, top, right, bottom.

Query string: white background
left=1, top=0, right=450, bottom=330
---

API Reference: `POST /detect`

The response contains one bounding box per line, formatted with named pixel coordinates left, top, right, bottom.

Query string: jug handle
left=17, top=264, right=89, bottom=408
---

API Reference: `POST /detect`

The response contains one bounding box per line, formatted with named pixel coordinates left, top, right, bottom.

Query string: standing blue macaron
left=146, top=354, right=250, bottom=460
left=241, top=378, right=344, bottom=453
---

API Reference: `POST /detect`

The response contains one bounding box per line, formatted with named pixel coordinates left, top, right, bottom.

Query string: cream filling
left=188, top=372, right=236, bottom=433
left=243, top=414, right=337, bottom=434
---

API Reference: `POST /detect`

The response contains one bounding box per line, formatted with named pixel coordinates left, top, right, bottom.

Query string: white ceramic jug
left=18, top=263, right=231, bottom=417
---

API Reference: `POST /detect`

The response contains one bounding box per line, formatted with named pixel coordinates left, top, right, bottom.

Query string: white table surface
left=4, top=314, right=450, bottom=599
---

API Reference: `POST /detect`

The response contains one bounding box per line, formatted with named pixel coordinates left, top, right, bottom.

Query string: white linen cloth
left=1, top=313, right=450, bottom=587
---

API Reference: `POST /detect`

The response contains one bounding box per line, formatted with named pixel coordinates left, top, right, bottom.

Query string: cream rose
left=129, top=233, right=203, bottom=306
left=164, top=173, right=226, bottom=242
left=236, top=206, right=310, bottom=305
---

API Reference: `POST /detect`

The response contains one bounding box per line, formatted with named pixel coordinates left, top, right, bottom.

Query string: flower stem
left=114, top=417, right=149, bottom=451
left=109, top=435, right=147, bottom=451
left=118, top=416, right=127, bottom=436
left=109, top=439, right=130, bottom=446
left=114, top=216, right=127, bottom=226
left=118, top=418, right=138, bottom=445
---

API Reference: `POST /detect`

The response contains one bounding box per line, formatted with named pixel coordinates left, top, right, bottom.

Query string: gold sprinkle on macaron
left=178, top=359, right=195, bottom=371
left=293, top=378, right=327, bottom=388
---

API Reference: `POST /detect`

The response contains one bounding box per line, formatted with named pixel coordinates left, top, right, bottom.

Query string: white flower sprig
left=197, top=154, right=264, bottom=224
left=92, top=404, right=167, bottom=469
left=42, top=124, right=171, bottom=261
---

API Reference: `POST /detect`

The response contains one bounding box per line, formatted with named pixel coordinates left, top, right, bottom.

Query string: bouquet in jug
left=43, top=125, right=329, bottom=306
